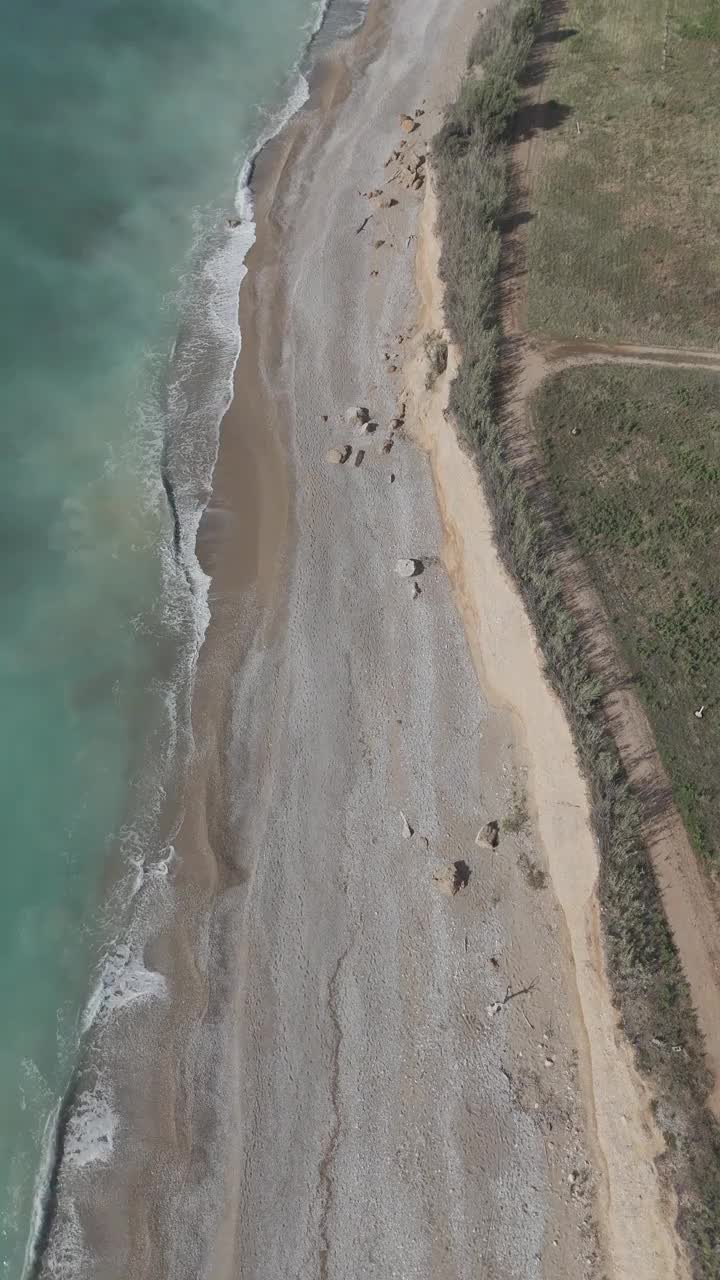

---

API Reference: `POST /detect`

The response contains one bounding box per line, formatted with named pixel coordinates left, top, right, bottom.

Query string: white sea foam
left=39, top=1199, right=86, bottom=1280
left=81, top=946, right=167, bottom=1036
left=62, top=1082, right=117, bottom=1171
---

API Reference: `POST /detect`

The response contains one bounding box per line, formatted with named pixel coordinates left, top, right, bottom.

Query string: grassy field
left=535, top=364, right=720, bottom=867
left=527, top=0, right=720, bottom=345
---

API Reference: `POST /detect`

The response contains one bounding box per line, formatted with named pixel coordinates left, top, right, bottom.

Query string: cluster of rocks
left=384, top=141, right=426, bottom=192
left=381, top=108, right=428, bottom=194
left=325, top=401, right=407, bottom=472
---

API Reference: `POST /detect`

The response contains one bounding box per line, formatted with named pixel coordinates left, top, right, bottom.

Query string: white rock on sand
left=346, top=405, right=370, bottom=425
left=395, top=557, right=420, bottom=578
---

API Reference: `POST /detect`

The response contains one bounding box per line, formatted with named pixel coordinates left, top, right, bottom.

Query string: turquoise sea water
left=0, top=0, right=342, bottom=1271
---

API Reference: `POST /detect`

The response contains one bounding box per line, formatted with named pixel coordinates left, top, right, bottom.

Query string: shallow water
left=0, top=0, right=342, bottom=1271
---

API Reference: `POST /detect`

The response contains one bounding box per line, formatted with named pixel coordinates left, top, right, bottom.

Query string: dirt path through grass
left=500, top=0, right=720, bottom=1120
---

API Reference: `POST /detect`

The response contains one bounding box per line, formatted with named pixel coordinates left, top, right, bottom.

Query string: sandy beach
left=39, top=1, right=691, bottom=1277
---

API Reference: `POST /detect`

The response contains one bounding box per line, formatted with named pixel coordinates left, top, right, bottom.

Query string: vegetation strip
left=433, top=2, right=720, bottom=1272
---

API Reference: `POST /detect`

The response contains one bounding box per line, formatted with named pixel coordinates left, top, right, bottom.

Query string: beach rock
left=346, top=406, right=370, bottom=425
left=412, top=175, right=425, bottom=191
left=382, top=437, right=394, bottom=454
left=400, top=812, right=413, bottom=839
left=226, top=216, right=242, bottom=228
left=325, top=445, right=351, bottom=465
left=362, top=420, right=377, bottom=434
left=400, top=114, right=419, bottom=133
left=433, top=861, right=470, bottom=897
left=411, top=581, right=421, bottom=599
left=374, top=239, right=386, bottom=249
left=395, top=558, right=421, bottom=579
left=475, top=820, right=500, bottom=850
left=354, top=449, right=365, bottom=468
left=390, top=416, right=404, bottom=431
left=379, top=196, right=398, bottom=208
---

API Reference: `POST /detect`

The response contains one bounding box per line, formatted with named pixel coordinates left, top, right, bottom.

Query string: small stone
left=379, top=196, right=398, bottom=208
left=322, top=414, right=329, bottom=422
left=354, top=449, right=365, bottom=467
left=374, top=239, right=386, bottom=250
left=475, top=820, right=499, bottom=849
left=382, top=437, right=394, bottom=454
left=411, top=581, right=420, bottom=599
left=400, top=812, right=413, bottom=839
left=400, top=114, right=419, bottom=133
left=390, top=417, right=404, bottom=431
left=395, top=558, right=421, bottom=579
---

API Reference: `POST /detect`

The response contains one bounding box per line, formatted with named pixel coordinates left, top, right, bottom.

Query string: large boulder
left=346, top=405, right=370, bottom=425
left=432, top=861, right=470, bottom=896
left=395, top=558, right=421, bottom=579
left=475, top=820, right=499, bottom=850
left=326, top=445, right=351, bottom=465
